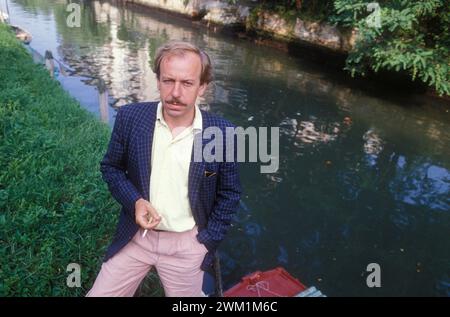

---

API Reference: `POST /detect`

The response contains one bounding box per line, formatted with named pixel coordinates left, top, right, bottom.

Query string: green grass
left=0, top=23, right=162, bottom=296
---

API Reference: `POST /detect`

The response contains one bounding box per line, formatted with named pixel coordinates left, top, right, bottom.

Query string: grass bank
left=0, top=23, right=161, bottom=296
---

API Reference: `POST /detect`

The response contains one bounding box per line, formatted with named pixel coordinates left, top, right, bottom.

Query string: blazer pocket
left=204, top=170, right=217, bottom=178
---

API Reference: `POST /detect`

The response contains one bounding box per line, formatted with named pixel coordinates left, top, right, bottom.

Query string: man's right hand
left=135, top=198, right=161, bottom=230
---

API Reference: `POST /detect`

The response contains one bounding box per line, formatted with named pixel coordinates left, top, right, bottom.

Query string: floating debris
left=267, top=175, right=283, bottom=183
left=295, top=121, right=338, bottom=144
left=363, top=129, right=384, bottom=155
left=279, top=118, right=298, bottom=137
left=11, top=25, right=32, bottom=44
left=343, top=116, right=352, bottom=125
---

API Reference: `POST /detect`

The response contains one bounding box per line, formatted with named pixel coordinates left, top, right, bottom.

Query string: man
left=86, top=41, right=241, bottom=297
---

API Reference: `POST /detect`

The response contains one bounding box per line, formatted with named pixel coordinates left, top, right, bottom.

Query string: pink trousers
left=86, top=226, right=208, bottom=297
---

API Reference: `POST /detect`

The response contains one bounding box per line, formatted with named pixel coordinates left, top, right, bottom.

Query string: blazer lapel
left=188, top=112, right=208, bottom=208
left=136, top=104, right=157, bottom=201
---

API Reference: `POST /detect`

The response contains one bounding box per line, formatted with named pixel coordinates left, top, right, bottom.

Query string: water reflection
left=391, top=161, right=450, bottom=212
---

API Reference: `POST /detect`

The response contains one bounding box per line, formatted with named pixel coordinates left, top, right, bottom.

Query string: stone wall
left=127, top=0, right=249, bottom=22
left=126, top=0, right=356, bottom=52
left=127, top=0, right=199, bottom=16
left=252, top=11, right=357, bottom=52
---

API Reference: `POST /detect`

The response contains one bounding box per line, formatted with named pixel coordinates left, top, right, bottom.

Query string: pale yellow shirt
left=149, top=102, right=202, bottom=232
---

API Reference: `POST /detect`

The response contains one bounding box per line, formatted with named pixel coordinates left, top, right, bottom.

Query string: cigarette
left=141, top=216, right=153, bottom=238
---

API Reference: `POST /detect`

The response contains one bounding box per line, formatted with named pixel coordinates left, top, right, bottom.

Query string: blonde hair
left=153, top=41, right=213, bottom=85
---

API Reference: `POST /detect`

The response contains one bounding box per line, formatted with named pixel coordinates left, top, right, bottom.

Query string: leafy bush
left=252, top=0, right=449, bottom=95
left=331, top=0, right=450, bottom=96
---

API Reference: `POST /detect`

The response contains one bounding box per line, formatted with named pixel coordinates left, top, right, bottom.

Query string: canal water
left=7, top=0, right=449, bottom=296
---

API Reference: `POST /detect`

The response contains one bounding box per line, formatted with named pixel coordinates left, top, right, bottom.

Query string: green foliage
left=252, top=0, right=449, bottom=95
left=252, top=0, right=335, bottom=22
left=331, top=0, right=450, bottom=96
left=0, top=24, right=159, bottom=296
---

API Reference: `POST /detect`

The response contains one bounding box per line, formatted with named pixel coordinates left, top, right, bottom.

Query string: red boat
left=223, top=267, right=326, bottom=297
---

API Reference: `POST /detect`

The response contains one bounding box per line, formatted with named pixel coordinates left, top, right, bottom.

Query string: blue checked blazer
left=100, top=102, right=241, bottom=272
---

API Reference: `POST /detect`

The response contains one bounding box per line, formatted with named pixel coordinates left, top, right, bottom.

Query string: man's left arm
left=197, top=146, right=241, bottom=251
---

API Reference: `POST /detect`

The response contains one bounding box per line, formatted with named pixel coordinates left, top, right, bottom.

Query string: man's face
left=157, top=52, right=206, bottom=121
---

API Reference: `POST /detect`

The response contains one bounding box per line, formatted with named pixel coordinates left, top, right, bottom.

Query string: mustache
left=165, top=98, right=186, bottom=106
